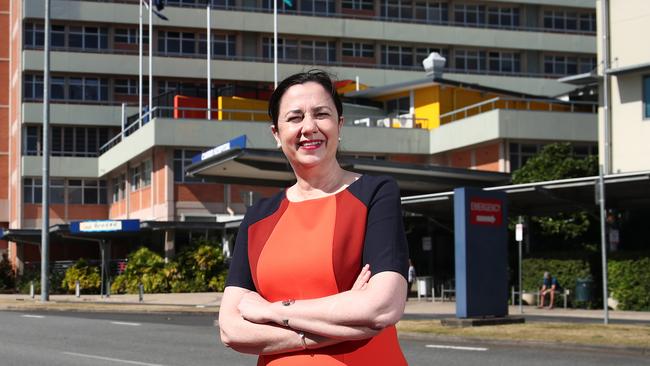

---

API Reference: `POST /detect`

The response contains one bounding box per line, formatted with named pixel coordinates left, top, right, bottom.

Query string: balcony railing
left=439, top=96, right=598, bottom=125
left=66, top=0, right=597, bottom=36
left=24, top=45, right=569, bottom=79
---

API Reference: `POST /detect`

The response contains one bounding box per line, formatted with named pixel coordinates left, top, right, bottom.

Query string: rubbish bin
left=416, top=276, right=432, bottom=299
left=575, top=277, right=593, bottom=302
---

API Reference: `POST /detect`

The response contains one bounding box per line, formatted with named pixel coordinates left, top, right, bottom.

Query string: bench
left=511, top=286, right=570, bottom=309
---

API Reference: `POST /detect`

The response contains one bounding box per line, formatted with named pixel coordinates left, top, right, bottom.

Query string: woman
left=218, top=70, right=409, bottom=365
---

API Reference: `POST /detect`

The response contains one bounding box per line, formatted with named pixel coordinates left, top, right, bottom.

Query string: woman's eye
left=316, top=113, right=329, bottom=118
left=287, top=116, right=302, bottom=122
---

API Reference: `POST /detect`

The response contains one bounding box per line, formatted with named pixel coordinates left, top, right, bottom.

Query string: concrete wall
left=21, top=156, right=99, bottom=178
left=22, top=102, right=132, bottom=126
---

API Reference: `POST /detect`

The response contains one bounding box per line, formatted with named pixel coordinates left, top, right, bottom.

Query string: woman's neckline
left=284, top=174, right=363, bottom=203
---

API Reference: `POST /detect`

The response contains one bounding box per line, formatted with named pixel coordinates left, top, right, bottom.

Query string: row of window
left=23, top=178, right=108, bottom=204
left=24, top=126, right=118, bottom=157
left=508, top=142, right=597, bottom=172
left=24, top=75, right=109, bottom=101
left=110, top=160, right=153, bottom=202
left=158, top=32, right=236, bottom=57
left=543, top=10, right=596, bottom=33
left=543, top=55, right=597, bottom=76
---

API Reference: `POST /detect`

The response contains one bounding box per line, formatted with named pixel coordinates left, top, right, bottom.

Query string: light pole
left=41, top=0, right=51, bottom=302
left=207, top=1, right=212, bottom=119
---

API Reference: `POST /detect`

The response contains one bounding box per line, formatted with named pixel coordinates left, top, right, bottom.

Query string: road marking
left=63, top=352, right=167, bottom=366
left=110, top=321, right=142, bottom=326
left=21, top=315, right=45, bottom=319
left=426, top=344, right=488, bottom=352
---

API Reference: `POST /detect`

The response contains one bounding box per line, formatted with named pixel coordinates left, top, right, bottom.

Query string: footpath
left=1, top=293, right=649, bottom=354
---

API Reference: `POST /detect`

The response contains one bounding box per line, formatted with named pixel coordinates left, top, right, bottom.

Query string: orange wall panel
left=474, top=143, right=501, bottom=172
left=140, top=186, right=152, bottom=208
left=0, top=14, right=8, bottom=59
left=129, top=191, right=140, bottom=212
left=450, top=150, right=472, bottom=169
left=389, top=154, right=429, bottom=164
left=175, top=183, right=223, bottom=203
left=23, top=204, right=65, bottom=221
left=154, top=148, right=167, bottom=204
left=0, top=107, right=8, bottom=151
left=0, top=155, right=7, bottom=199
left=67, top=205, right=109, bottom=220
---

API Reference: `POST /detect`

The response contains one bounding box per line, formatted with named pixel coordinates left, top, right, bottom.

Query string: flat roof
left=401, top=170, right=650, bottom=218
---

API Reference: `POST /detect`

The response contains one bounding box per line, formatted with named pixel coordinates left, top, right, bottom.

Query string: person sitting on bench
left=539, top=271, right=560, bottom=309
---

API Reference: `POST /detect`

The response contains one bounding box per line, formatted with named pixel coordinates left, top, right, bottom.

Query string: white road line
left=21, top=315, right=45, bottom=319
left=110, top=321, right=142, bottom=326
left=426, top=344, right=488, bottom=352
left=62, top=352, right=168, bottom=366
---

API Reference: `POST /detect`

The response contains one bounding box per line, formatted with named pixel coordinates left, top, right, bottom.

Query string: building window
left=643, top=75, right=650, bottom=119
left=454, top=3, right=485, bottom=25
left=115, top=79, right=148, bottom=95
left=23, top=178, right=42, bottom=204
left=381, top=45, right=414, bottom=67
left=142, top=160, right=153, bottom=187
left=385, top=97, right=410, bottom=116
left=382, top=0, right=414, bottom=20
left=114, top=28, right=149, bottom=44
left=486, top=6, right=519, bottom=27
left=263, top=38, right=298, bottom=60
left=199, top=34, right=236, bottom=57
left=543, top=9, right=595, bottom=32
left=342, top=0, right=373, bottom=11
left=24, top=75, right=44, bottom=100
left=174, top=149, right=206, bottom=183
left=24, top=23, right=44, bottom=47
left=487, top=51, right=520, bottom=73
left=414, top=1, right=448, bottom=23
left=263, top=38, right=335, bottom=63
left=544, top=55, right=580, bottom=75
left=111, top=177, right=122, bottom=203
left=158, top=31, right=196, bottom=55
left=51, top=179, right=65, bottom=204
left=51, top=25, right=66, bottom=47
left=39, top=126, right=116, bottom=157
left=131, top=165, right=141, bottom=191
left=300, top=0, right=335, bottom=15
left=69, top=179, right=107, bottom=204
left=342, top=42, right=374, bottom=58
left=262, top=0, right=297, bottom=12
left=454, top=49, right=486, bottom=71
left=67, top=77, right=109, bottom=101
left=25, top=127, right=41, bottom=156
left=68, top=26, right=108, bottom=50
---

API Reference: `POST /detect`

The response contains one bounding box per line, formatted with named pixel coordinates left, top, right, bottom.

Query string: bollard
left=138, top=283, right=144, bottom=302
left=30, top=281, right=34, bottom=299
left=75, top=280, right=80, bottom=298
left=106, top=280, right=111, bottom=298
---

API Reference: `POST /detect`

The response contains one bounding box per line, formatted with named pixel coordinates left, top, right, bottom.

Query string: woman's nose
left=301, top=115, right=319, bottom=134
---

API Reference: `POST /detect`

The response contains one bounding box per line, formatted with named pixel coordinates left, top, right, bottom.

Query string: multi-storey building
left=2, top=0, right=597, bottom=272
left=596, top=0, right=650, bottom=173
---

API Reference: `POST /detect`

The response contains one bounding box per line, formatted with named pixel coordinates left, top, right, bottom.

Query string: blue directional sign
left=191, top=135, right=247, bottom=165
left=70, top=219, right=140, bottom=234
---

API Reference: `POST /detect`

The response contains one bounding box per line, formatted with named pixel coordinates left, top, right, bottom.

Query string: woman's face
left=272, top=82, right=342, bottom=170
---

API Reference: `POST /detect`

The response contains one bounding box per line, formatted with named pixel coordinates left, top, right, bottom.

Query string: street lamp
left=139, top=1, right=168, bottom=123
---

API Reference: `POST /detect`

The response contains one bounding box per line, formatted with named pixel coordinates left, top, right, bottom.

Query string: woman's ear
left=270, top=124, right=281, bottom=148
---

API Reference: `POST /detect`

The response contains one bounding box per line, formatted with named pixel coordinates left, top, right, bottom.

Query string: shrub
left=61, top=259, right=101, bottom=294
left=170, top=237, right=228, bottom=292
left=522, top=257, right=591, bottom=298
left=111, top=247, right=171, bottom=294
left=15, top=265, right=67, bottom=295
left=608, top=256, right=650, bottom=311
left=0, top=253, right=15, bottom=292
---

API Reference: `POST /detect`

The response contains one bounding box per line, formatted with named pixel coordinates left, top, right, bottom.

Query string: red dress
left=226, top=175, right=409, bottom=366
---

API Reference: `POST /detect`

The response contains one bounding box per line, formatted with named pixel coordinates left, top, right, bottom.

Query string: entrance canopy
left=185, top=137, right=509, bottom=195
left=401, top=171, right=650, bottom=218
left=1, top=220, right=242, bottom=246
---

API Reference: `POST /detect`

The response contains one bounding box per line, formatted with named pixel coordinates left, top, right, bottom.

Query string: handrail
left=439, top=96, right=598, bottom=124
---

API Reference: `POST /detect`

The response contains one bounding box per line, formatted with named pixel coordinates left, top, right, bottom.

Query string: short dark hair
left=268, top=70, right=343, bottom=128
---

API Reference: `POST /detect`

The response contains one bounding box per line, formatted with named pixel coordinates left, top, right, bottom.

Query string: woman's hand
left=351, top=264, right=371, bottom=291
left=238, top=291, right=275, bottom=324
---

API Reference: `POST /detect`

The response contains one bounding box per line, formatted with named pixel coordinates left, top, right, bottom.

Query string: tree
left=512, top=143, right=598, bottom=239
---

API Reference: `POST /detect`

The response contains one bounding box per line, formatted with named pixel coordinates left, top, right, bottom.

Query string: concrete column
left=164, top=229, right=175, bottom=262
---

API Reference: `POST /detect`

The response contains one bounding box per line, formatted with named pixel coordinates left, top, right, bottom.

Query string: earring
left=338, top=136, right=341, bottom=142
left=277, top=142, right=282, bottom=148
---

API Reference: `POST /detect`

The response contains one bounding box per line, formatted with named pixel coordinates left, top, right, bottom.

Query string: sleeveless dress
left=226, top=175, right=409, bottom=366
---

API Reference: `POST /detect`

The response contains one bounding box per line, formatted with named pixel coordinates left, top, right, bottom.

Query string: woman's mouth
left=297, top=140, right=324, bottom=150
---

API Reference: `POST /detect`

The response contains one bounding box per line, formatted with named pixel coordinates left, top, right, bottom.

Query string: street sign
left=70, top=219, right=140, bottom=233
left=469, top=197, right=503, bottom=226
left=515, top=223, right=523, bottom=242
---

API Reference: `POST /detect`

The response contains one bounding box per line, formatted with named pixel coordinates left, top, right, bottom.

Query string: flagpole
left=149, top=0, right=153, bottom=116
left=139, top=0, right=143, bottom=122
left=273, top=0, right=277, bottom=88
left=207, top=2, right=212, bottom=120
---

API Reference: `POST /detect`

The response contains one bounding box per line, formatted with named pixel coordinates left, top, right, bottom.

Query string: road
left=0, top=311, right=646, bottom=366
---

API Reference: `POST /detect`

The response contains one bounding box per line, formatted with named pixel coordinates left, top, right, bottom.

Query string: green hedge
left=522, top=258, right=591, bottom=294
left=608, top=257, right=650, bottom=311
left=61, top=259, right=101, bottom=294
left=0, top=254, right=15, bottom=292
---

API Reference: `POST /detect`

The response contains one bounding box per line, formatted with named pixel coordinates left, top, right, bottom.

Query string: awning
left=1, top=220, right=243, bottom=245
left=401, top=171, right=650, bottom=218
left=186, top=147, right=510, bottom=195
left=606, top=62, right=650, bottom=76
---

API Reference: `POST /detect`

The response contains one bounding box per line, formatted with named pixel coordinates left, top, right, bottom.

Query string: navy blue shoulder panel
left=348, top=175, right=409, bottom=279
left=225, top=190, right=286, bottom=290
